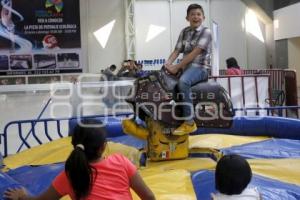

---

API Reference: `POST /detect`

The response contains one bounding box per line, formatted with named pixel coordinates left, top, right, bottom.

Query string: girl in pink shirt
left=225, top=57, right=243, bottom=76
left=4, top=119, right=155, bottom=200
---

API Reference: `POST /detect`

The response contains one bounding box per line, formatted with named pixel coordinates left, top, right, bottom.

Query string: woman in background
left=226, top=57, right=243, bottom=76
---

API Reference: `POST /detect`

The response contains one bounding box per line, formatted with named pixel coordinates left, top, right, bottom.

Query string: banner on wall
left=0, top=0, right=81, bottom=75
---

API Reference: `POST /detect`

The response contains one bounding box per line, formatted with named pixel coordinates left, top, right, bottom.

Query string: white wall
left=288, top=37, right=300, bottom=86
left=80, top=0, right=268, bottom=72
left=246, top=18, right=267, bottom=69
left=274, top=2, right=300, bottom=40
left=210, top=0, right=248, bottom=69
left=135, top=1, right=171, bottom=61
left=80, top=0, right=126, bottom=73
left=134, top=0, right=209, bottom=65
left=211, top=0, right=268, bottom=69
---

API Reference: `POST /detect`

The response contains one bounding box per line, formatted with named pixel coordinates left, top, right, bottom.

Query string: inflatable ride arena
left=1, top=69, right=300, bottom=200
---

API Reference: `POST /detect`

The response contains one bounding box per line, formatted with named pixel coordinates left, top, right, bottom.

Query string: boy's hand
left=165, top=64, right=180, bottom=75
left=3, top=187, right=28, bottom=200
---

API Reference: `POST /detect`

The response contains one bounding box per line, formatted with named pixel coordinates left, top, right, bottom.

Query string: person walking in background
left=225, top=57, right=243, bottom=76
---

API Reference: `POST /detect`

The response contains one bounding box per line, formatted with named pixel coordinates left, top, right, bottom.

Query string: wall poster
left=0, top=0, right=81, bottom=76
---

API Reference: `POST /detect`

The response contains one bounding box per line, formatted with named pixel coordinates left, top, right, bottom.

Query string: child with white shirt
left=212, top=154, right=261, bottom=200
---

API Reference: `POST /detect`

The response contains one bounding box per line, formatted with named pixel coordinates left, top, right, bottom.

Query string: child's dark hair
left=187, top=4, right=204, bottom=16
left=226, top=57, right=240, bottom=69
left=109, top=64, right=117, bottom=71
left=215, top=154, right=252, bottom=195
left=65, top=119, right=107, bottom=200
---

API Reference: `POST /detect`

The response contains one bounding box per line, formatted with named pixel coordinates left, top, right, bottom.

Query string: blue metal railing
left=0, top=112, right=133, bottom=157
left=17, top=97, right=52, bottom=153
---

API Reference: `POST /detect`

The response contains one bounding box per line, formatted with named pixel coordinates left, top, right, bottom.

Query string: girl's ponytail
left=65, top=145, right=94, bottom=200
left=66, top=119, right=107, bottom=199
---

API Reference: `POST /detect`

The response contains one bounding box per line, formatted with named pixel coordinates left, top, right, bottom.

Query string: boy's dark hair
left=65, top=119, right=107, bottom=200
left=226, top=57, right=240, bottom=69
left=187, top=4, right=204, bottom=16
left=215, top=154, right=252, bottom=195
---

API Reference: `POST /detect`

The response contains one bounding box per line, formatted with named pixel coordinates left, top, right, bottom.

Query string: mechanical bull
left=122, top=67, right=234, bottom=161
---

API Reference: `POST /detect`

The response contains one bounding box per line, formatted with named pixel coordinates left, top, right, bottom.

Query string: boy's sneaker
left=173, top=122, right=197, bottom=136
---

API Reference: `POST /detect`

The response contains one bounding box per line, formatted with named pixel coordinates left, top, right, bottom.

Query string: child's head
left=226, top=57, right=239, bottom=69
left=215, top=154, right=252, bottom=195
left=71, top=119, right=107, bottom=161
left=109, top=64, right=117, bottom=72
left=186, top=4, right=205, bottom=29
left=66, top=119, right=107, bottom=199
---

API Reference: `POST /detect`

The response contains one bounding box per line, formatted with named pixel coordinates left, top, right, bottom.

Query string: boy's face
left=186, top=8, right=204, bottom=29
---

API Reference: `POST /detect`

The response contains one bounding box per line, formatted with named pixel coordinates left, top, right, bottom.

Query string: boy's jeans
left=177, top=63, right=208, bottom=123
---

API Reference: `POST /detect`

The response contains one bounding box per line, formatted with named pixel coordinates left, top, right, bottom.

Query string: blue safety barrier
left=0, top=153, right=3, bottom=169
left=68, top=115, right=129, bottom=137
left=194, top=116, right=300, bottom=140
left=0, top=172, right=24, bottom=199
left=69, top=115, right=300, bottom=141
left=108, top=135, right=145, bottom=150
left=6, top=163, right=64, bottom=196
left=3, top=114, right=300, bottom=157
left=221, top=139, right=300, bottom=159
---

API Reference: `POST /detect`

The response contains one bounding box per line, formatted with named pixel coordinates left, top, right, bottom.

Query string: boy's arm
left=166, top=47, right=202, bottom=75
left=176, top=47, right=202, bottom=70
left=166, top=50, right=180, bottom=66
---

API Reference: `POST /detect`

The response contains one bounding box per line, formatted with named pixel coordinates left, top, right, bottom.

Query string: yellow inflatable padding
left=4, top=137, right=142, bottom=169
left=132, top=158, right=215, bottom=200
left=249, top=159, right=300, bottom=186
left=189, top=134, right=269, bottom=149
left=132, top=169, right=197, bottom=200
left=142, top=158, right=216, bottom=175
left=58, top=158, right=216, bottom=200
left=59, top=159, right=213, bottom=200
left=60, top=169, right=198, bottom=200
left=4, top=137, right=72, bottom=169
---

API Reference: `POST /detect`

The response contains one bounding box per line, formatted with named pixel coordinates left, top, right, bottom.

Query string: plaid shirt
left=175, top=25, right=212, bottom=68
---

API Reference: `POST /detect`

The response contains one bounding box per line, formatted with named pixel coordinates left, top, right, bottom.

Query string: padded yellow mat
left=132, top=158, right=216, bottom=200
left=249, top=158, right=300, bottom=186
left=60, top=158, right=300, bottom=200
left=4, top=137, right=142, bottom=169
left=4, top=134, right=267, bottom=169
left=60, top=158, right=216, bottom=200
left=189, top=134, right=269, bottom=149
left=3, top=135, right=300, bottom=200
left=133, top=169, right=196, bottom=200
left=188, top=134, right=269, bottom=160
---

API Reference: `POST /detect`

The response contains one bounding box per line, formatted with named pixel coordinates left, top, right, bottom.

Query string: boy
left=166, top=4, right=212, bottom=135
